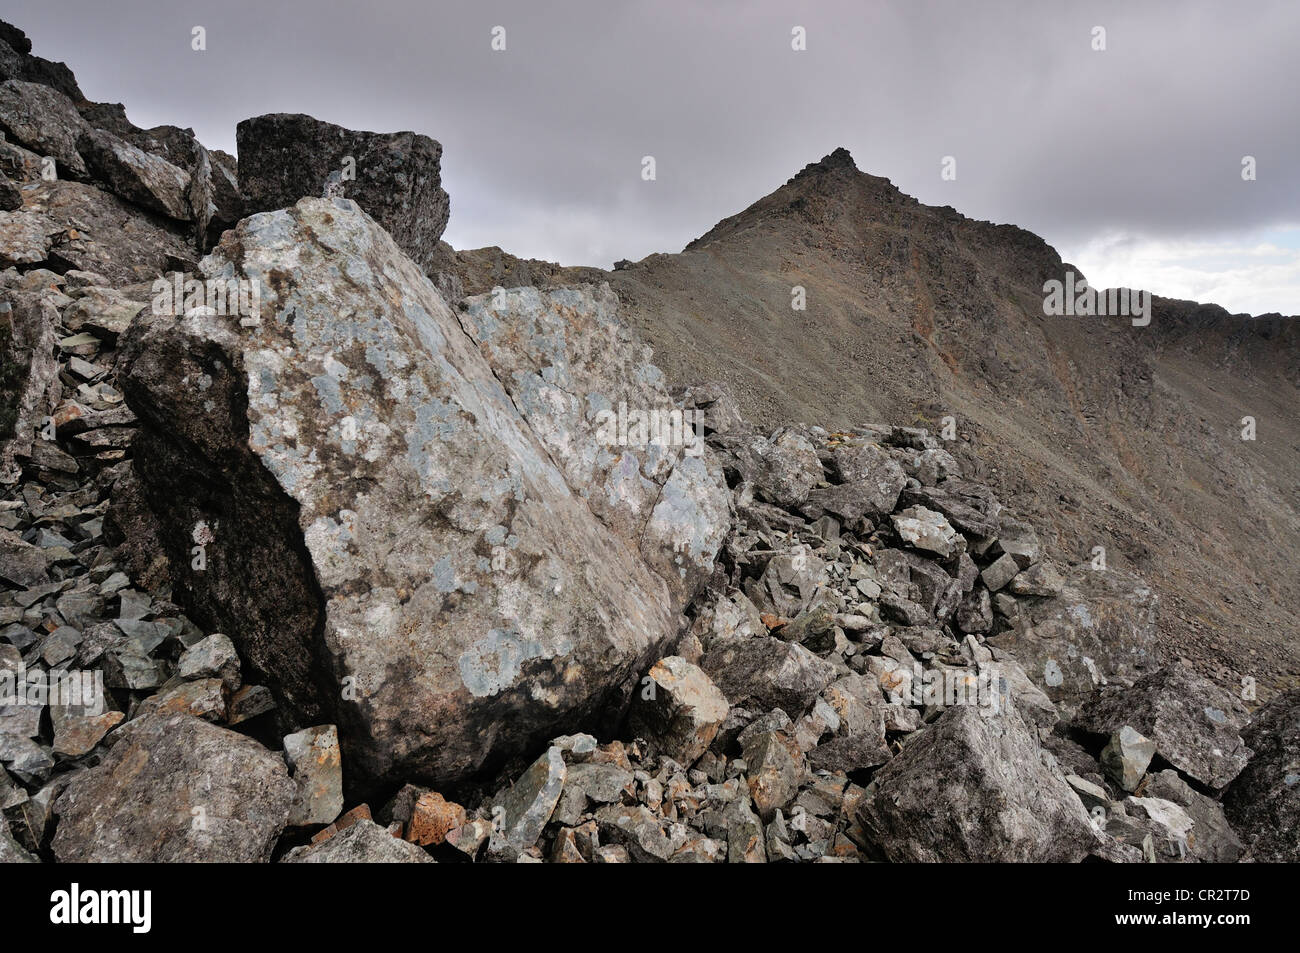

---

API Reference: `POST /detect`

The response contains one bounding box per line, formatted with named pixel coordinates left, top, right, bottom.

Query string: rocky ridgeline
left=0, top=19, right=1296, bottom=864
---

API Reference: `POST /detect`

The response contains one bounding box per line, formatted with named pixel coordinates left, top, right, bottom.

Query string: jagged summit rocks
left=236, top=113, right=450, bottom=273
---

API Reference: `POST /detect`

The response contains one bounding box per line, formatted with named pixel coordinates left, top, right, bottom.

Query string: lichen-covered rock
left=52, top=713, right=294, bottom=862
left=1075, top=664, right=1251, bottom=790
left=856, top=701, right=1100, bottom=862
left=236, top=113, right=448, bottom=271
left=1222, top=688, right=1300, bottom=861
left=0, top=79, right=88, bottom=177
left=0, top=291, right=59, bottom=483
left=460, top=285, right=730, bottom=604
left=119, top=197, right=682, bottom=789
left=987, top=565, right=1161, bottom=717
left=77, top=128, right=191, bottom=221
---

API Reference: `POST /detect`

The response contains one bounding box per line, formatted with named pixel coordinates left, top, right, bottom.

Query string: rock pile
left=0, top=18, right=1293, bottom=864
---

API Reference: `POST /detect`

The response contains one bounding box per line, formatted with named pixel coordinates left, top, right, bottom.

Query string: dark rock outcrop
left=236, top=113, right=449, bottom=271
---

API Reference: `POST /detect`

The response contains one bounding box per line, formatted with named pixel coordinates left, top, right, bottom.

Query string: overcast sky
left=8, top=0, right=1298, bottom=314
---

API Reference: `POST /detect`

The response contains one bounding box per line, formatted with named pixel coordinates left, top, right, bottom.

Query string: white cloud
left=1061, top=228, right=1300, bottom=316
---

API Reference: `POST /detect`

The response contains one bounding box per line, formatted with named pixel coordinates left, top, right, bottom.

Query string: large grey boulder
left=459, top=285, right=730, bottom=605
left=118, top=197, right=681, bottom=788
left=1222, top=688, right=1300, bottom=861
left=987, top=565, right=1161, bottom=717
left=0, top=79, right=88, bottom=177
left=236, top=113, right=449, bottom=271
left=856, top=701, right=1101, bottom=862
left=1075, top=664, right=1252, bottom=790
left=77, top=128, right=191, bottom=221
left=52, top=713, right=294, bottom=862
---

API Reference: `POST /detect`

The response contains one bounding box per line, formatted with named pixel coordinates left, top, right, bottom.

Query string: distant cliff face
left=443, top=149, right=1299, bottom=698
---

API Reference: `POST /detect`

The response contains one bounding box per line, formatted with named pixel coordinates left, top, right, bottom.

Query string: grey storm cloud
left=8, top=0, right=1298, bottom=274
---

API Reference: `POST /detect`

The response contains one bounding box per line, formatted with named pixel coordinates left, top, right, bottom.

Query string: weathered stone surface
left=284, top=725, right=344, bottom=827
left=1076, top=664, right=1251, bottom=789
left=61, top=287, right=146, bottom=341
left=857, top=701, right=1099, bottom=861
left=1141, top=769, right=1244, bottom=863
left=993, top=515, right=1042, bottom=568
left=627, top=655, right=729, bottom=766
left=1100, top=725, right=1156, bottom=792
left=700, top=635, right=836, bottom=717
left=177, top=632, right=240, bottom=690
left=900, top=479, right=1002, bottom=538
left=980, top=553, right=1019, bottom=592
left=1, top=293, right=59, bottom=483
left=237, top=113, right=449, bottom=271
left=52, top=713, right=294, bottom=862
left=987, top=565, right=1161, bottom=716
left=405, top=791, right=466, bottom=846
left=0, top=528, right=51, bottom=587
left=459, top=285, right=730, bottom=605
left=716, top=427, right=821, bottom=507
left=594, top=803, right=682, bottom=862
left=77, top=128, right=190, bottom=221
left=955, top=586, right=992, bottom=633
left=1, top=179, right=191, bottom=281
left=1007, top=560, right=1064, bottom=597
left=892, top=505, right=962, bottom=558
left=283, top=818, right=433, bottom=863
left=50, top=699, right=124, bottom=757
left=0, top=813, right=36, bottom=862
left=490, top=747, right=566, bottom=852
left=119, top=197, right=681, bottom=787
left=742, top=729, right=803, bottom=820
left=1222, top=688, right=1300, bottom=861
left=0, top=80, right=87, bottom=176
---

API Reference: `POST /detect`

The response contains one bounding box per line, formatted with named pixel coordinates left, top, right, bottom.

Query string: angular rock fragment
left=1076, top=664, right=1251, bottom=789
left=283, top=818, right=432, bottom=863
left=52, top=713, right=294, bottom=862
left=892, top=505, right=962, bottom=558
left=405, top=791, right=467, bottom=847
left=857, top=701, right=1099, bottom=861
left=1099, top=725, right=1156, bottom=792
left=284, top=725, right=344, bottom=827
left=980, top=553, right=1020, bottom=592
left=77, top=128, right=191, bottom=221
left=0, top=79, right=87, bottom=176
left=177, top=632, right=240, bottom=690
left=489, top=747, right=566, bottom=853
left=700, top=635, right=836, bottom=717
left=627, top=655, right=729, bottom=766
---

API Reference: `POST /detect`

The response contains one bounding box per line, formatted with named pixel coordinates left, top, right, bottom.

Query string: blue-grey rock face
left=121, top=197, right=727, bottom=788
